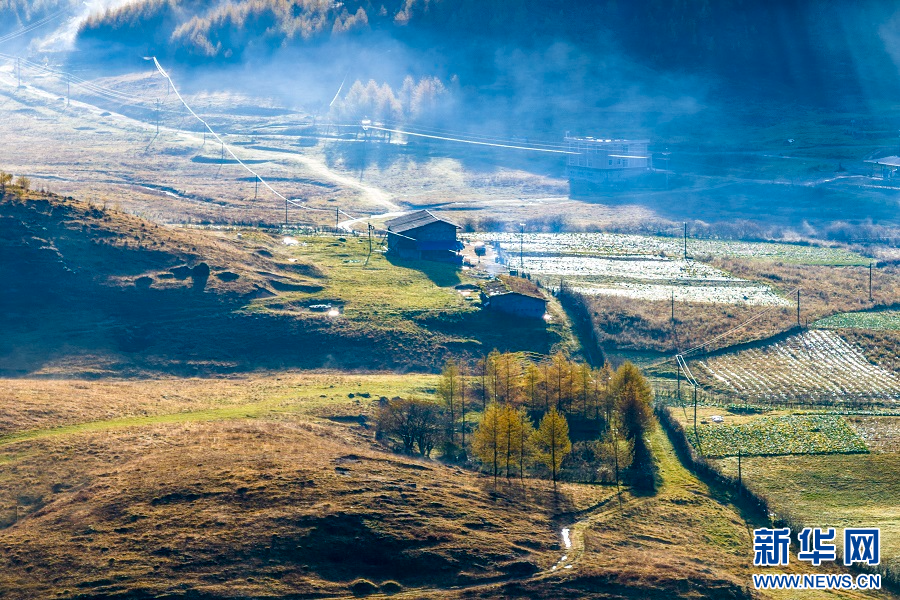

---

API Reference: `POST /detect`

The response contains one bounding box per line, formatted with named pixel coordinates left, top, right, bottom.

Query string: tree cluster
left=376, top=351, right=657, bottom=490
left=375, top=396, right=442, bottom=457
left=330, top=76, right=451, bottom=126
left=0, top=171, right=29, bottom=197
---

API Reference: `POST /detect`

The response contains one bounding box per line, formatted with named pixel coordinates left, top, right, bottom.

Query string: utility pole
left=737, top=449, right=742, bottom=490
left=254, top=175, right=259, bottom=199
left=671, top=290, right=675, bottom=322
left=797, top=289, right=801, bottom=328
left=869, top=262, right=874, bottom=302
left=693, top=385, right=699, bottom=451
left=220, top=143, right=225, bottom=164
left=335, top=207, right=340, bottom=234
left=683, top=222, right=687, bottom=259
left=367, top=222, right=373, bottom=254
left=676, top=364, right=681, bottom=403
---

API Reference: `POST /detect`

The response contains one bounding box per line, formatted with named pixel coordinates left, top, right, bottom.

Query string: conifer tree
left=532, top=408, right=571, bottom=485
left=472, top=402, right=503, bottom=480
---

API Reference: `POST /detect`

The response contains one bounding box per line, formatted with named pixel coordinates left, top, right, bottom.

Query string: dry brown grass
left=838, top=329, right=900, bottom=376
left=0, top=372, right=439, bottom=438
left=0, top=375, right=893, bottom=599
left=585, top=259, right=900, bottom=354
left=0, top=417, right=566, bottom=599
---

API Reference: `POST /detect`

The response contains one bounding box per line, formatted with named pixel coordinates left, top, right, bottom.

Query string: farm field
left=712, top=447, right=900, bottom=582
left=466, top=232, right=793, bottom=307
left=848, top=416, right=900, bottom=452
left=837, top=329, right=900, bottom=378
left=815, top=310, right=900, bottom=331
left=469, top=232, right=870, bottom=265
left=685, top=414, right=868, bottom=458
left=582, top=257, right=900, bottom=354
left=694, top=329, right=900, bottom=405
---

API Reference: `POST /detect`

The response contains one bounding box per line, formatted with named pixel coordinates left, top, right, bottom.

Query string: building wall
left=487, top=293, right=548, bottom=319
left=387, top=221, right=460, bottom=263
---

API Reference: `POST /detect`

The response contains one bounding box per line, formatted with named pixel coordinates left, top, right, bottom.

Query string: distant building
left=385, top=210, right=462, bottom=263
left=480, top=275, right=548, bottom=319
left=864, top=156, right=900, bottom=179
left=565, top=136, right=651, bottom=184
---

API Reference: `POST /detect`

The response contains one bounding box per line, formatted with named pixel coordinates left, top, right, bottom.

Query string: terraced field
left=695, top=329, right=900, bottom=404
left=466, top=232, right=792, bottom=306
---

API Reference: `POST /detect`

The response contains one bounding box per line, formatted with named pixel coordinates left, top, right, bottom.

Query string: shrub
left=349, top=578, right=378, bottom=596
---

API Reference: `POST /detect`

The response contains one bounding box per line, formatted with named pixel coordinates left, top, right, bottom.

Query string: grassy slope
left=2, top=375, right=890, bottom=599
left=0, top=419, right=569, bottom=598
left=714, top=450, right=900, bottom=584
left=473, top=428, right=888, bottom=599
left=0, top=190, right=574, bottom=376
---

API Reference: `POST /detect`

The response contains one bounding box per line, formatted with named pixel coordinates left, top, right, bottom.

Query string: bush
left=349, top=578, right=378, bottom=596
left=380, top=580, right=402, bottom=594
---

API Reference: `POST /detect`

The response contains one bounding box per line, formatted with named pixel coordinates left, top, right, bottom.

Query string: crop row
left=688, top=414, right=869, bottom=457
left=697, top=330, right=900, bottom=402
left=570, top=282, right=788, bottom=306
left=467, top=232, right=868, bottom=265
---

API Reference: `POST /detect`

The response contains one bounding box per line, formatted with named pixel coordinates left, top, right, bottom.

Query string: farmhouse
left=385, top=210, right=462, bottom=263
left=480, top=275, right=548, bottom=319
left=565, top=136, right=651, bottom=184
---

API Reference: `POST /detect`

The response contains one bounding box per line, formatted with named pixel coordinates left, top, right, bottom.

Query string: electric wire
left=0, top=9, right=68, bottom=45
left=147, top=56, right=332, bottom=213
left=679, top=286, right=801, bottom=358
left=365, top=124, right=578, bottom=154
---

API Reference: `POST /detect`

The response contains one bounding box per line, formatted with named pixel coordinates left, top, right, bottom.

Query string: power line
left=145, top=58, right=421, bottom=243
left=0, top=9, right=69, bottom=45
left=364, top=124, right=579, bottom=154
left=377, top=121, right=571, bottom=149
left=679, top=286, right=801, bottom=358
left=146, top=56, right=331, bottom=213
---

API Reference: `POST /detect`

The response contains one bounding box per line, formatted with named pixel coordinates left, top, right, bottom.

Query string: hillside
left=0, top=188, right=572, bottom=376
left=74, top=0, right=900, bottom=106
left=0, top=375, right=891, bottom=599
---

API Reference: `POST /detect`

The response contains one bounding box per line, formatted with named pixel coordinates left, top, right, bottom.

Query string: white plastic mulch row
left=697, top=330, right=900, bottom=402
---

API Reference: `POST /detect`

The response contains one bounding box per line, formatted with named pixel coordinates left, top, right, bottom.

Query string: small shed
left=480, top=275, right=548, bottom=319
left=865, top=156, right=900, bottom=179
left=385, top=210, right=462, bottom=263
